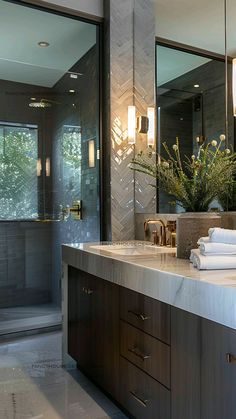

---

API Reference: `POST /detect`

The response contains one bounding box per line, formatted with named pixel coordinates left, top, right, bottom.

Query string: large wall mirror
left=153, top=0, right=234, bottom=213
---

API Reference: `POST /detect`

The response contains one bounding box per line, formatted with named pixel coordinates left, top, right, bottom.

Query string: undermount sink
left=90, top=243, right=176, bottom=256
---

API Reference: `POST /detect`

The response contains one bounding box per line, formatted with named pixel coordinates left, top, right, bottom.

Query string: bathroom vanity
left=62, top=242, right=236, bottom=419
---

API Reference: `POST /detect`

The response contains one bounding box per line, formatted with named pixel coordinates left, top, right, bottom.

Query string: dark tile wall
left=0, top=222, right=52, bottom=308
left=51, top=45, right=100, bottom=305
left=157, top=58, right=229, bottom=212
left=0, top=80, right=53, bottom=308
left=158, top=99, right=193, bottom=213
left=0, top=44, right=100, bottom=308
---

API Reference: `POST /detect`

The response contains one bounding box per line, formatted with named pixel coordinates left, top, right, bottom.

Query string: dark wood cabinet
left=171, top=307, right=201, bottom=419
left=171, top=307, right=236, bottom=419
left=120, top=320, right=170, bottom=388
left=68, top=266, right=119, bottom=398
left=119, top=357, right=171, bottom=419
left=67, top=266, right=236, bottom=419
left=201, top=319, right=236, bottom=419
left=68, top=267, right=90, bottom=368
left=120, top=286, right=170, bottom=344
left=89, top=273, right=120, bottom=397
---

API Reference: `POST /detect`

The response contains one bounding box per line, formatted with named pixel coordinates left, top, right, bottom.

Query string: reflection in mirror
left=154, top=0, right=231, bottom=213
left=0, top=0, right=101, bottom=311
left=156, top=43, right=226, bottom=212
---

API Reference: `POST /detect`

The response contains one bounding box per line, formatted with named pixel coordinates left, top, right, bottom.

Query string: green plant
left=130, top=136, right=236, bottom=212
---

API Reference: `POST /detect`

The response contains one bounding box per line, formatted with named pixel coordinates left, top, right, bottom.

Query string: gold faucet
left=144, top=219, right=167, bottom=246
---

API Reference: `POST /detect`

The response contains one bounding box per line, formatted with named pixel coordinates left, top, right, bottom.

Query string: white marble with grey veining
left=0, top=331, right=127, bottom=419
left=62, top=241, right=236, bottom=333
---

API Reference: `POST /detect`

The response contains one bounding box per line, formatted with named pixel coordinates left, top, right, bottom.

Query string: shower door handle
left=69, top=200, right=82, bottom=220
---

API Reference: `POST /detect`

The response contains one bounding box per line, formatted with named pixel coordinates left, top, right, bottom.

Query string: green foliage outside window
left=0, top=125, right=38, bottom=219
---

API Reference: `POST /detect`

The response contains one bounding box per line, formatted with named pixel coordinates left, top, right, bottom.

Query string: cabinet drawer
left=120, top=321, right=170, bottom=388
left=120, top=286, right=170, bottom=344
left=119, top=356, right=170, bottom=419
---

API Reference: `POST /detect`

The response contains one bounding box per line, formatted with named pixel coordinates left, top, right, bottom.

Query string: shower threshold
left=0, top=304, right=61, bottom=336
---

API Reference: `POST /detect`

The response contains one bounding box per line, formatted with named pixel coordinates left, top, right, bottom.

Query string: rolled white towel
left=197, top=236, right=210, bottom=245
left=190, top=249, right=201, bottom=266
left=190, top=249, right=196, bottom=263
left=200, top=242, right=236, bottom=255
left=209, top=227, right=236, bottom=244
left=190, top=248, right=236, bottom=270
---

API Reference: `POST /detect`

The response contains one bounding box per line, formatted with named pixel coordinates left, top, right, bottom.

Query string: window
left=0, top=123, right=38, bottom=219
left=62, top=125, right=82, bottom=199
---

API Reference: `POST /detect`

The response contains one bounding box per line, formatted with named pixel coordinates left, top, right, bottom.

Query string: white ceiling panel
left=155, top=0, right=225, bottom=55
left=0, top=0, right=96, bottom=87
left=157, top=46, right=211, bottom=86
left=40, top=0, right=103, bottom=17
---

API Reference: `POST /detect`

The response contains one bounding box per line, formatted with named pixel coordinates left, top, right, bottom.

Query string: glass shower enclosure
left=0, top=0, right=101, bottom=334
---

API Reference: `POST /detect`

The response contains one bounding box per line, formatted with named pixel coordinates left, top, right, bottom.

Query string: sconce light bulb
left=147, top=107, right=155, bottom=146
left=233, top=58, right=236, bottom=117
left=128, top=105, right=136, bottom=144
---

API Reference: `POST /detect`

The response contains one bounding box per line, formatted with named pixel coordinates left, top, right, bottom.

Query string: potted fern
left=130, top=136, right=236, bottom=258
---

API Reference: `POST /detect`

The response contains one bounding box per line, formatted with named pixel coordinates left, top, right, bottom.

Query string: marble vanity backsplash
left=135, top=212, right=236, bottom=241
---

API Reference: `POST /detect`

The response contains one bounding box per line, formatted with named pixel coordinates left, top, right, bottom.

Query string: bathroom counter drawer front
left=120, top=286, right=170, bottom=344
left=119, top=356, right=171, bottom=419
left=120, top=320, right=170, bottom=388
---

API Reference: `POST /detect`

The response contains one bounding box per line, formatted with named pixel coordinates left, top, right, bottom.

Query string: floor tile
left=0, top=332, right=127, bottom=419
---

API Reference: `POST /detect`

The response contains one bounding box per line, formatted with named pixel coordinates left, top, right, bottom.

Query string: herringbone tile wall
left=108, top=0, right=156, bottom=241
left=134, top=0, right=156, bottom=215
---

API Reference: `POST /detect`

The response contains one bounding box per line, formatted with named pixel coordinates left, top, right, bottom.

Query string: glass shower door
left=0, top=0, right=101, bottom=333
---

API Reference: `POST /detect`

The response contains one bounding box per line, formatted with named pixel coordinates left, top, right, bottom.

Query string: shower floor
left=0, top=304, right=61, bottom=336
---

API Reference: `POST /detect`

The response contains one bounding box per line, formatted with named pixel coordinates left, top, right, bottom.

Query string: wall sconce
left=88, top=139, right=95, bottom=168
left=233, top=58, right=236, bottom=117
left=37, top=158, right=42, bottom=176
left=128, top=105, right=136, bottom=144
left=127, top=105, right=155, bottom=146
left=147, top=107, right=155, bottom=146
left=46, top=157, right=50, bottom=177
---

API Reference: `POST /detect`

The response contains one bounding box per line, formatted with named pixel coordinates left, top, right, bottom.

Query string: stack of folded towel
left=190, top=227, right=236, bottom=270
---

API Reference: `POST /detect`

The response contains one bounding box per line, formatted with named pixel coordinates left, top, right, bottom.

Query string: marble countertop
left=62, top=241, right=236, bottom=330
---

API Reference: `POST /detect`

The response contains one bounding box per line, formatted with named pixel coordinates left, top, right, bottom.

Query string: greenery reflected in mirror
left=61, top=125, right=82, bottom=205
left=156, top=42, right=230, bottom=213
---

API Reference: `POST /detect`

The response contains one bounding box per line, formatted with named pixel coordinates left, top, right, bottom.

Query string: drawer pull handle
left=130, top=390, right=148, bottom=408
left=87, top=288, right=93, bottom=295
left=82, top=287, right=93, bottom=295
left=128, top=310, right=150, bottom=321
left=226, top=353, right=236, bottom=363
left=129, top=347, right=150, bottom=361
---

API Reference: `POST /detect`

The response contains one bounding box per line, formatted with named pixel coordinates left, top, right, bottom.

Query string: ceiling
left=0, top=0, right=96, bottom=87
left=156, top=46, right=211, bottom=87
left=155, top=0, right=230, bottom=56
left=40, top=0, right=103, bottom=18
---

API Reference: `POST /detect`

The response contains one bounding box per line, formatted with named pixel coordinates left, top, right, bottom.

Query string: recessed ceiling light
left=30, top=97, right=36, bottom=101
left=70, top=74, right=78, bottom=79
left=69, top=89, right=75, bottom=93
left=38, top=41, right=50, bottom=47
left=194, top=84, right=200, bottom=88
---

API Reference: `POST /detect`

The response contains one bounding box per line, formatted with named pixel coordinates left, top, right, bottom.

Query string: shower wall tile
left=51, top=45, right=100, bottom=305
left=0, top=222, right=52, bottom=308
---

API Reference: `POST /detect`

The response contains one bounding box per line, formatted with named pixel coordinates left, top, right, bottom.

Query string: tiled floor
left=0, top=304, right=62, bottom=335
left=0, top=331, right=127, bottom=419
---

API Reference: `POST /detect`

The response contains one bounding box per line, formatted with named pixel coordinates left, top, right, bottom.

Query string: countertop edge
left=62, top=244, right=236, bottom=330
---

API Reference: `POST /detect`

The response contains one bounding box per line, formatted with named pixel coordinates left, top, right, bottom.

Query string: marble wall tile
left=105, top=0, right=156, bottom=240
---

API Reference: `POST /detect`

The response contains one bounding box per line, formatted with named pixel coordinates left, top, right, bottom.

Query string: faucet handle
left=166, top=220, right=176, bottom=232
left=152, top=230, right=159, bottom=245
